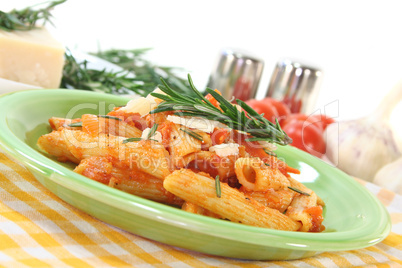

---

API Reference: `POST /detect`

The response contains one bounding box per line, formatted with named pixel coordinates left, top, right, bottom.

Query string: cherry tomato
left=309, top=114, right=335, bottom=130
left=261, top=98, right=291, bottom=123
left=281, top=113, right=324, bottom=132
left=245, top=99, right=279, bottom=123
left=282, top=120, right=326, bottom=157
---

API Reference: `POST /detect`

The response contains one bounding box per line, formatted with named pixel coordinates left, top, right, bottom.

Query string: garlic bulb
left=373, top=157, right=402, bottom=195
left=325, top=79, right=402, bottom=182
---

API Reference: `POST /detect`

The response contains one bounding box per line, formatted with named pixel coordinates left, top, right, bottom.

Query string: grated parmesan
left=120, top=87, right=164, bottom=116
left=141, top=128, right=162, bottom=143
left=167, top=115, right=220, bottom=133
left=209, top=143, right=240, bottom=157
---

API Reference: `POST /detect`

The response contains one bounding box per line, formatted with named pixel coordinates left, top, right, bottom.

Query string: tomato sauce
left=304, top=206, right=325, bottom=232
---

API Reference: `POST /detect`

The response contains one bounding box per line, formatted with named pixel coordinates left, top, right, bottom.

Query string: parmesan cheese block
left=0, top=27, right=65, bottom=88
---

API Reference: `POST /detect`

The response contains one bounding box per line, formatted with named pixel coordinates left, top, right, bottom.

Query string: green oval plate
left=0, top=89, right=391, bottom=261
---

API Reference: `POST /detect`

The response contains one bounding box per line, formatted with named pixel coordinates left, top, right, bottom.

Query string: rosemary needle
left=147, top=124, right=159, bottom=140
left=215, top=175, right=222, bottom=198
left=288, top=186, right=311, bottom=196
left=180, top=128, right=203, bottom=141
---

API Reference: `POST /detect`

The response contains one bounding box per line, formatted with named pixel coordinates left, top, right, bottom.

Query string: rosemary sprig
left=61, top=49, right=144, bottom=95
left=0, top=0, right=66, bottom=32
left=92, top=48, right=194, bottom=96
left=62, top=48, right=193, bottom=97
left=150, top=74, right=292, bottom=146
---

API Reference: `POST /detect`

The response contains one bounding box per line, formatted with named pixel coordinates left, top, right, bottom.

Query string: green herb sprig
left=62, top=48, right=193, bottom=97
left=61, top=49, right=144, bottom=95
left=0, top=0, right=66, bottom=32
left=150, top=74, right=292, bottom=146
left=92, top=48, right=193, bottom=96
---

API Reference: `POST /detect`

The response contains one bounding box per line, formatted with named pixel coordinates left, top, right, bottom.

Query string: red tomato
left=245, top=99, right=279, bottom=123
left=260, top=98, right=291, bottom=123
left=282, top=120, right=326, bottom=157
left=309, top=114, right=335, bottom=130
left=211, top=128, right=230, bottom=145
left=281, top=113, right=324, bottom=132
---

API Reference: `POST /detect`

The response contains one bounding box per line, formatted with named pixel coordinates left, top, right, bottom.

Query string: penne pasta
left=168, top=123, right=202, bottom=166
left=240, top=187, right=295, bottom=213
left=74, top=156, right=183, bottom=206
left=81, top=114, right=142, bottom=138
left=181, top=201, right=222, bottom=219
left=163, top=169, right=301, bottom=231
left=235, top=157, right=290, bottom=191
left=285, top=176, right=325, bottom=232
left=48, top=117, right=82, bottom=130
left=37, top=129, right=81, bottom=163
left=40, top=128, right=170, bottom=180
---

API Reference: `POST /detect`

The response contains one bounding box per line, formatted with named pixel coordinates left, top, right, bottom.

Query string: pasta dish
left=37, top=77, right=325, bottom=232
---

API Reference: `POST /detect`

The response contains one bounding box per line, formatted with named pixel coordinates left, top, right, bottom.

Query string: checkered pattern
left=1, top=149, right=401, bottom=267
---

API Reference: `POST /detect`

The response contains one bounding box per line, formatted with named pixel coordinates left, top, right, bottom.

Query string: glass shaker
left=206, top=49, right=264, bottom=102
left=265, top=59, right=323, bottom=114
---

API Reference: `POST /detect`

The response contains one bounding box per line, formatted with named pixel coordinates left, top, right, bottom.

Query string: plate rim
left=0, top=89, right=392, bottom=254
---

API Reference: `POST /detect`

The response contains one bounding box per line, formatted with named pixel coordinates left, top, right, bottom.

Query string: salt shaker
left=266, top=59, right=323, bottom=114
left=206, top=49, right=264, bottom=101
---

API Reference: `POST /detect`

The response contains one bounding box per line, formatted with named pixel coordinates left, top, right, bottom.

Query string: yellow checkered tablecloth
left=1, top=149, right=401, bottom=267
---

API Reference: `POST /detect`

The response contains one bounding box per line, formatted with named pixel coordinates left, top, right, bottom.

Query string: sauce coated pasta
left=37, top=87, right=325, bottom=232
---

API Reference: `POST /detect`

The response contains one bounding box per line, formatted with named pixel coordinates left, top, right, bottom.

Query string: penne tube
left=181, top=202, right=222, bottom=219
left=40, top=129, right=171, bottom=180
left=288, top=176, right=325, bottom=207
left=178, top=151, right=238, bottom=181
left=163, top=169, right=301, bottom=231
left=168, top=124, right=202, bottom=166
left=235, top=157, right=290, bottom=191
left=74, top=156, right=183, bottom=206
left=48, top=117, right=82, bottom=130
left=286, top=176, right=325, bottom=232
left=81, top=114, right=142, bottom=138
left=37, top=129, right=81, bottom=163
left=240, top=187, right=295, bottom=213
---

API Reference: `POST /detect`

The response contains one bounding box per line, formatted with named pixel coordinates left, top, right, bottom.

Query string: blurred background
left=3, top=0, right=402, bottom=127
